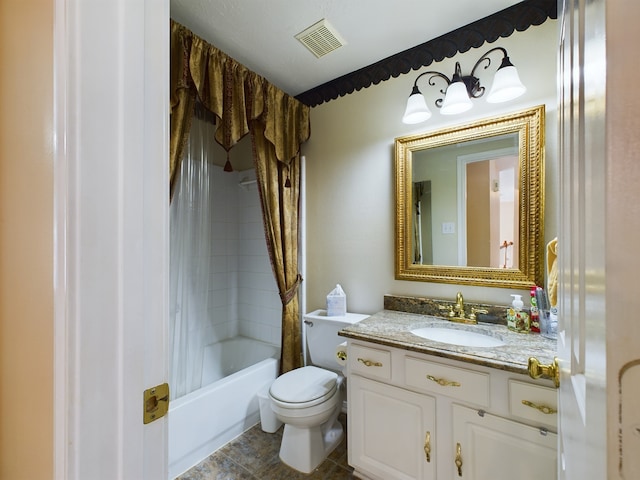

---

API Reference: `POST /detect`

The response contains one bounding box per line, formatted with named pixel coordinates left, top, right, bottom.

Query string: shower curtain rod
left=239, top=178, right=257, bottom=187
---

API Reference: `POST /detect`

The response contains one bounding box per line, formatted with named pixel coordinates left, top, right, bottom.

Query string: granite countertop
left=338, top=309, right=557, bottom=376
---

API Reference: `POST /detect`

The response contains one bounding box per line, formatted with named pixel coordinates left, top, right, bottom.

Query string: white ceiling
left=170, top=0, right=524, bottom=97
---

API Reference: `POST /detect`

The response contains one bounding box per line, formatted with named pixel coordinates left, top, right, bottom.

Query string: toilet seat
left=269, top=366, right=338, bottom=409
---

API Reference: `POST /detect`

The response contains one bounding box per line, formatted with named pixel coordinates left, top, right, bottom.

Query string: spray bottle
left=529, top=287, right=540, bottom=333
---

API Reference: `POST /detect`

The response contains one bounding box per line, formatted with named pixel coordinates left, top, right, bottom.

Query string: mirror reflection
left=395, top=106, right=545, bottom=288
left=412, top=133, right=519, bottom=269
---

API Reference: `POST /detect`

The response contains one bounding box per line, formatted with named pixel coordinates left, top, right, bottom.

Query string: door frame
left=53, top=1, right=170, bottom=478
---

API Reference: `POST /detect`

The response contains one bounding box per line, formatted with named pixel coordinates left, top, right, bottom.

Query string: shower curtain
left=170, top=20, right=310, bottom=374
left=169, top=106, right=216, bottom=399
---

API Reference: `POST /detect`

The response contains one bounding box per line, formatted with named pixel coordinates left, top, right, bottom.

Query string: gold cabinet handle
left=528, top=356, right=560, bottom=388
left=423, top=431, right=431, bottom=462
left=521, top=399, right=557, bottom=415
left=455, top=442, right=463, bottom=477
left=336, top=350, right=347, bottom=361
left=426, top=374, right=461, bottom=387
left=357, top=358, right=383, bottom=367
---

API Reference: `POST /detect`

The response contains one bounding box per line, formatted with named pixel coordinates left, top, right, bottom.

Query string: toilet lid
left=269, top=366, right=337, bottom=404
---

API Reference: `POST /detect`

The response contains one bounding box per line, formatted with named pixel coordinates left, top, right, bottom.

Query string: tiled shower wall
left=206, top=165, right=281, bottom=348
left=236, top=170, right=282, bottom=346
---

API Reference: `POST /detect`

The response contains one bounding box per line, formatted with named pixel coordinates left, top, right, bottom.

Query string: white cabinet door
left=349, top=375, right=436, bottom=480
left=451, top=404, right=557, bottom=480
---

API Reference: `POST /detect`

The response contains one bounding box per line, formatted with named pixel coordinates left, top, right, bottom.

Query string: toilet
left=268, top=309, right=368, bottom=473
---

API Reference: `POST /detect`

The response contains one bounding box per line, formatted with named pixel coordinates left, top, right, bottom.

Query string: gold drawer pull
left=357, top=358, right=383, bottom=367
left=455, top=442, right=463, bottom=476
left=426, top=374, right=461, bottom=387
left=521, top=399, right=557, bottom=415
left=336, top=350, right=347, bottom=361
left=424, top=431, right=431, bottom=462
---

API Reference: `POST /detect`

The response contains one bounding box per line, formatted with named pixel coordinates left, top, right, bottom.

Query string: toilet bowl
left=269, top=365, right=344, bottom=473
left=267, top=309, right=368, bottom=473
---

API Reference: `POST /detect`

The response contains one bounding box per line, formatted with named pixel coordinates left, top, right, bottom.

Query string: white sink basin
left=410, top=327, right=505, bottom=348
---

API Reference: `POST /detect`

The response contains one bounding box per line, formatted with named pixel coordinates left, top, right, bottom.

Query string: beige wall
left=0, top=1, right=54, bottom=478
left=303, top=21, right=558, bottom=314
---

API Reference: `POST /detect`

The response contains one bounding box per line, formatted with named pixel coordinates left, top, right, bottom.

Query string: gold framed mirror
left=395, top=105, right=545, bottom=288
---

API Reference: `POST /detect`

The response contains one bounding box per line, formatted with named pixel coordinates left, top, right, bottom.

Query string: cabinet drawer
left=349, top=343, right=391, bottom=380
left=509, top=380, right=558, bottom=429
left=404, top=356, right=490, bottom=407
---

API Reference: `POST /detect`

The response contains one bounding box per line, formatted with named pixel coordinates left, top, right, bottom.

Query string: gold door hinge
left=144, top=383, right=169, bottom=424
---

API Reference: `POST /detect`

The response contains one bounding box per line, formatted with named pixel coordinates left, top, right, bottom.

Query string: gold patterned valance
left=170, top=20, right=310, bottom=190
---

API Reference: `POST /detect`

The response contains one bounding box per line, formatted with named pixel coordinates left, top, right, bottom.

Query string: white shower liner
left=168, top=336, right=280, bottom=479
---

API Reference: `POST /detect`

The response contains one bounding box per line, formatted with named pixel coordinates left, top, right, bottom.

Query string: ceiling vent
left=295, top=19, right=346, bottom=58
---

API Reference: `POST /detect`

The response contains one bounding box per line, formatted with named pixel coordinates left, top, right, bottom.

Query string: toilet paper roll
left=335, top=341, right=348, bottom=366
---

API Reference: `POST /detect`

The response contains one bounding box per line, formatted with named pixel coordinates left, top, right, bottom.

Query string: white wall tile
left=185, top=165, right=281, bottom=349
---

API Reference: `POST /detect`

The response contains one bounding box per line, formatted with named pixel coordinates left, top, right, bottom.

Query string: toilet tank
left=304, top=309, right=369, bottom=370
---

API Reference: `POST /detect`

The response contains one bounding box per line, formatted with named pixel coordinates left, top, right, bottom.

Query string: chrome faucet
left=438, top=292, right=488, bottom=324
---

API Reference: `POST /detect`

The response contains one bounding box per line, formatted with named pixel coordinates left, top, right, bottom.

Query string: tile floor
left=176, top=414, right=355, bottom=480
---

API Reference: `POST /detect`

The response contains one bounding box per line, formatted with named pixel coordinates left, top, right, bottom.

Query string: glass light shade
left=440, top=81, right=473, bottom=115
left=402, top=92, right=432, bottom=124
left=486, top=65, right=526, bottom=103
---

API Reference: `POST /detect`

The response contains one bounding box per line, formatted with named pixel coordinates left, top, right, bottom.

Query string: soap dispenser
left=507, top=294, right=530, bottom=333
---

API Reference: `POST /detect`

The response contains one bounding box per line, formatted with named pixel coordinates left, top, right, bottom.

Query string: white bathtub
left=168, top=336, right=280, bottom=479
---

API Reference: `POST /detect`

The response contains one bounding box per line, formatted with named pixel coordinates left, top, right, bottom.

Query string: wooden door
left=556, top=0, right=607, bottom=478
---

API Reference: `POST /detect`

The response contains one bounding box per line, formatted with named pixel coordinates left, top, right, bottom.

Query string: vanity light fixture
left=401, top=47, right=526, bottom=124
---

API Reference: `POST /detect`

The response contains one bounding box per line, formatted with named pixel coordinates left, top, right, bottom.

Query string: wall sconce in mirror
left=402, top=47, right=526, bottom=124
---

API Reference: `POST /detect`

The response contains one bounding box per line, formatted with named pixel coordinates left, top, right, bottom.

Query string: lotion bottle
left=507, top=294, right=530, bottom=333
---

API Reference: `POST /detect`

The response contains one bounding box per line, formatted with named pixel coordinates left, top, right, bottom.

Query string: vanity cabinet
left=346, top=340, right=557, bottom=480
